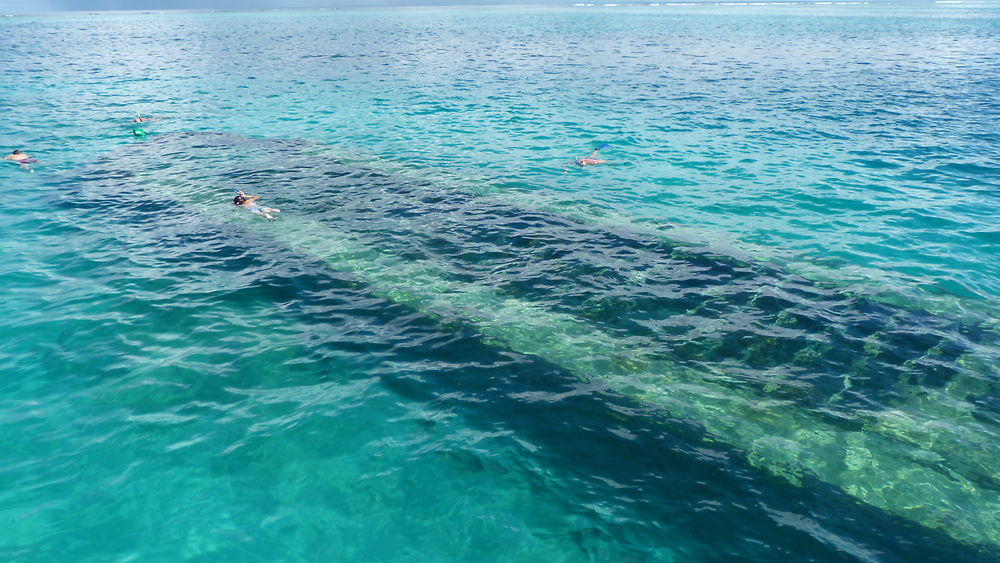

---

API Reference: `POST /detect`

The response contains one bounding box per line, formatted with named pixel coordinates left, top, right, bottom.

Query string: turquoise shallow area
left=1, top=4, right=998, bottom=562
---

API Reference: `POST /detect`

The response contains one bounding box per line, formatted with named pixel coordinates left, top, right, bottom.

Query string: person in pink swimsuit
left=4, top=150, right=38, bottom=170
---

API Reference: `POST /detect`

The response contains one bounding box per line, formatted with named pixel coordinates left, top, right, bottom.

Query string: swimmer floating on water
left=564, top=144, right=611, bottom=170
left=233, top=190, right=281, bottom=220
left=4, top=149, right=38, bottom=171
left=132, top=114, right=162, bottom=123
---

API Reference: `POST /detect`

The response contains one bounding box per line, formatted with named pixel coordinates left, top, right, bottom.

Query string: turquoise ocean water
left=1, top=3, right=998, bottom=561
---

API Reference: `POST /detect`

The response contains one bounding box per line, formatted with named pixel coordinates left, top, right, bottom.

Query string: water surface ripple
left=1, top=4, right=998, bottom=562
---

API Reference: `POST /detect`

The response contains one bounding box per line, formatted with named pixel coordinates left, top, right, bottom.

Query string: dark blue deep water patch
left=1, top=4, right=998, bottom=561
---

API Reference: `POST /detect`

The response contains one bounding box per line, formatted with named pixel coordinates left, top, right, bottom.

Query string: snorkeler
left=564, top=145, right=611, bottom=170
left=132, top=114, right=159, bottom=123
left=4, top=150, right=34, bottom=163
left=233, top=190, right=281, bottom=220
left=4, top=150, right=38, bottom=171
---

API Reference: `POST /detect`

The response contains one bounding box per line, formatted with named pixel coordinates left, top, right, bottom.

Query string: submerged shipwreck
left=76, top=132, right=999, bottom=551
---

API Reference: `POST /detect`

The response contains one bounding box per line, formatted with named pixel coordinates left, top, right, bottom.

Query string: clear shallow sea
left=0, top=3, right=998, bottom=561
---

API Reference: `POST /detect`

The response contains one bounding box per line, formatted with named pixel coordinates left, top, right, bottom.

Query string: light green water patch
left=4, top=349, right=621, bottom=560
left=133, top=169, right=1000, bottom=550
left=300, top=144, right=1000, bottom=323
